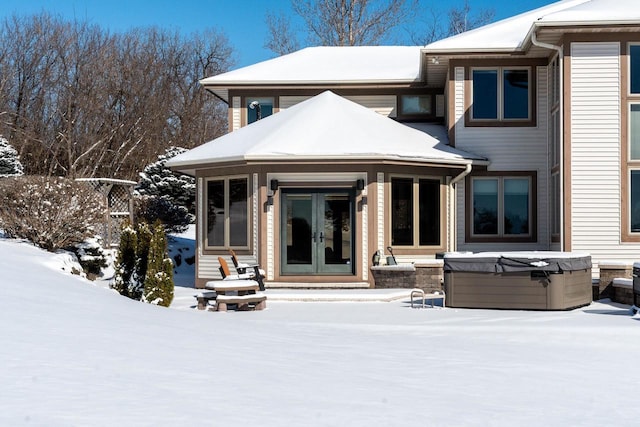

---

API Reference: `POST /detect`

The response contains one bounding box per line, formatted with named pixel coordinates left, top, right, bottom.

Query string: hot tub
left=443, top=252, right=592, bottom=310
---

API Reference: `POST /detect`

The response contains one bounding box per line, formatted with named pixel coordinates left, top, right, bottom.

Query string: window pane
left=392, top=178, right=413, bottom=245
left=504, top=178, right=529, bottom=235
left=630, top=104, right=640, bottom=160
left=472, top=70, right=498, bottom=119
left=247, top=97, right=274, bottom=124
left=631, top=45, right=640, bottom=94
left=632, top=171, right=640, bottom=232
left=401, top=94, right=432, bottom=115
left=207, top=180, right=225, bottom=247
left=473, top=179, right=498, bottom=235
left=503, top=69, right=529, bottom=119
left=419, top=179, right=440, bottom=246
left=229, top=178, right=248, bottom=246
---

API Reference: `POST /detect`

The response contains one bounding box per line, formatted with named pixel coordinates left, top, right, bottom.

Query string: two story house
left=168, top=0, right=640, bottom=288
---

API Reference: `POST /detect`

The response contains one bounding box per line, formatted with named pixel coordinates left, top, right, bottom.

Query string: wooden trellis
left=76, top=178, right=136, bottom=248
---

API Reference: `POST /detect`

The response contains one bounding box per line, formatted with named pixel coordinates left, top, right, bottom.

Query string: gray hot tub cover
left=444, top=252, right=592, bottom=273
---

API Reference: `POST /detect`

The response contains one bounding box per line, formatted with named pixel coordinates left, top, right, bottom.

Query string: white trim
left=266, top=193, right=275, bottom=281
left=361, top=178, right=368, bottom=281
left=252, top=173, right=259, bottom=261
left=377, top=172, right=385, bottom=255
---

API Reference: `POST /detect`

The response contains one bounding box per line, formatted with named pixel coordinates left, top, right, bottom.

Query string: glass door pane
left=281, top=194, right=314, bottom=274
left=319, top=194, right=353, bottom=274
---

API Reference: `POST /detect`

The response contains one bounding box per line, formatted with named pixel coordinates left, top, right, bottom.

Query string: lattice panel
left=108, top=185, right=131, bottom=213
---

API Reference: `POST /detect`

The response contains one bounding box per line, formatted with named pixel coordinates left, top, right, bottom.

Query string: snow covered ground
left=1, top=236, right=640, bottom=426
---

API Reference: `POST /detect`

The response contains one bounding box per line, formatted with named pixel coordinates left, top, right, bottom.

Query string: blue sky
left=2, top=0, right=553, bottom=68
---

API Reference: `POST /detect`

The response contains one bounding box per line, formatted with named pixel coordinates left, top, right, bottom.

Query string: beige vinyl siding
left=455, top=66, right=550, bottom=252
left=231, top=96, right=241, bottom=131
left=569, top=42, right=638, bottom=264
left=280, top=95, right=397, bottom=117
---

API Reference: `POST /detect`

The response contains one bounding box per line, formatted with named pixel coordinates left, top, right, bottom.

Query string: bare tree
left=0, top=13, right=235, bottom=180
left=447, top=0, right=494, bottom=36
left=412, top=0, right=495, bottom=45
left=265, top=0, right=417, bottom=54
left=265, top=12, right=301, bottom=56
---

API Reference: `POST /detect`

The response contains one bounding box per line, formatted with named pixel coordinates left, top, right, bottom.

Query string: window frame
left=204, top=175, right=250, bottom=251
left=389, top=175, right=444, bottom=250
left=466, top=66, right=535, bottom=127
left=397, top=94, right=434, bottom=119
left=629, top=43, right=640, bottom=95
left=465, top=172, right=537, bottom=243
left=243, top=96, right=275, bottom=125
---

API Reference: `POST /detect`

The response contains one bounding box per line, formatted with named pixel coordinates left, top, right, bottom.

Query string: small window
left=630, top=104, right=640, bottom=160
left=206, top=177, right=249, bottom=248
left=400, top=94, right=432, bottom=115
left=631, top=45, right=640, bottom=94
left=503, top=70, right=529, bottom=119
left=471, top=67, right=530, bottom=121
left=471, top=176, right=531, bottom=237
left=472, top=70, right=498, bottom=120
left=391, top=177, right=441, bottom=247
left=246, top=97, right=273, bottom=124
left=631, top=170, right=640, bottom=232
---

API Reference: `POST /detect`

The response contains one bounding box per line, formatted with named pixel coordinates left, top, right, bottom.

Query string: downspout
left=449, top=163, right=472, bottom=252
left=531, top=30, right=564, bottom=251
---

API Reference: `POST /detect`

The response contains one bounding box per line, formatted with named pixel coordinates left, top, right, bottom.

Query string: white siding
left=569, top=42, right=638, bottom=264
left=280, top=94, right=397, bottom=117
left=455, top=66, right=550, bottom=252
left=231, top=96, right=241, bottom=131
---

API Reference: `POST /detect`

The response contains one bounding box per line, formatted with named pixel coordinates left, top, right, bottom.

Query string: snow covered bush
left=112, top=221, right=137, bottom=298
left=112, top=220, right=173, bottom=305
left=0, top=176, right=103, bottom=251
left=0, top=136, right=24, bottom=177
left=135, top=147, right=195, bottom=232
left=142, top=221, right=174, bottom=307
left=134, top=195, right=192, bottom=233
left=70, top=237, right=109, bottom=281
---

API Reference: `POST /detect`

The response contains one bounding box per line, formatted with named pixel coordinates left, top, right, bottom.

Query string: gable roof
left=167, top=91, right=487, bottom=175
left=200, top=46, right=423, bottom=102
left=423, top=0, right=640, bottom=54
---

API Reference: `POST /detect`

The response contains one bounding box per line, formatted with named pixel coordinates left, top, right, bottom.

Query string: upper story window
left=630, top=44, right=640, bottom=94
left=399, top=94, right=432, bottom=115
left=391, top=177, right=441, bottom=247
left=471, top=67, right=531, bottom=122
left=206, top=176, right=249, bottom=249
left=246, top=97, right=274, bottom=124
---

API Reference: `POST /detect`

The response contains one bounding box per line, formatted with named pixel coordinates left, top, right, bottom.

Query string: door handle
left=312, top=231, right=316, bottom=243
left=319, top=232, right=324, bottom=242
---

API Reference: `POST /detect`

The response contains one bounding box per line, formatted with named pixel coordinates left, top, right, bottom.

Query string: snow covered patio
left=2, top=237, right=640, bottom=426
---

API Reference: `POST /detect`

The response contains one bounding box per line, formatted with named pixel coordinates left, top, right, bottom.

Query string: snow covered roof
left=200, top=46, right=423, bottom=101
left=167, top=91, right=487, bottom=174
left=423, top=0, right=640, bottom=54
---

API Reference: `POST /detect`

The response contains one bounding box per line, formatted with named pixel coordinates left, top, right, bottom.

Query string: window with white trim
left=471, top=176, right=531, bottom=237
left=471, top=67, right=531, bottom=121
left=206, top=176, right=249, bottom=248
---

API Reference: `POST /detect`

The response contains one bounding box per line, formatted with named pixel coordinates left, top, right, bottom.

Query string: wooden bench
left=410, top=288, right=445, bottom=309
left=195, top=291, right=217, bottom=310
left=215, top=293, right=267, bottom=312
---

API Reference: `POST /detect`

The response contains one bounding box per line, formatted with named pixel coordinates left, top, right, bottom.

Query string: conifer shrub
left=112, top=221, right=137, bottom=298
left=131, top=221, right=152, bottom=300
left=0, top=176, right=103, bottom=251
left=70, top=237, right=109, bottom=281
left=0, top=136, right=24, bottom=177
left=112, top=220, right=174, bottom=306
left=135, top=147, right=195, bottom=233
left=143, top=221, right=174, bottom=307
